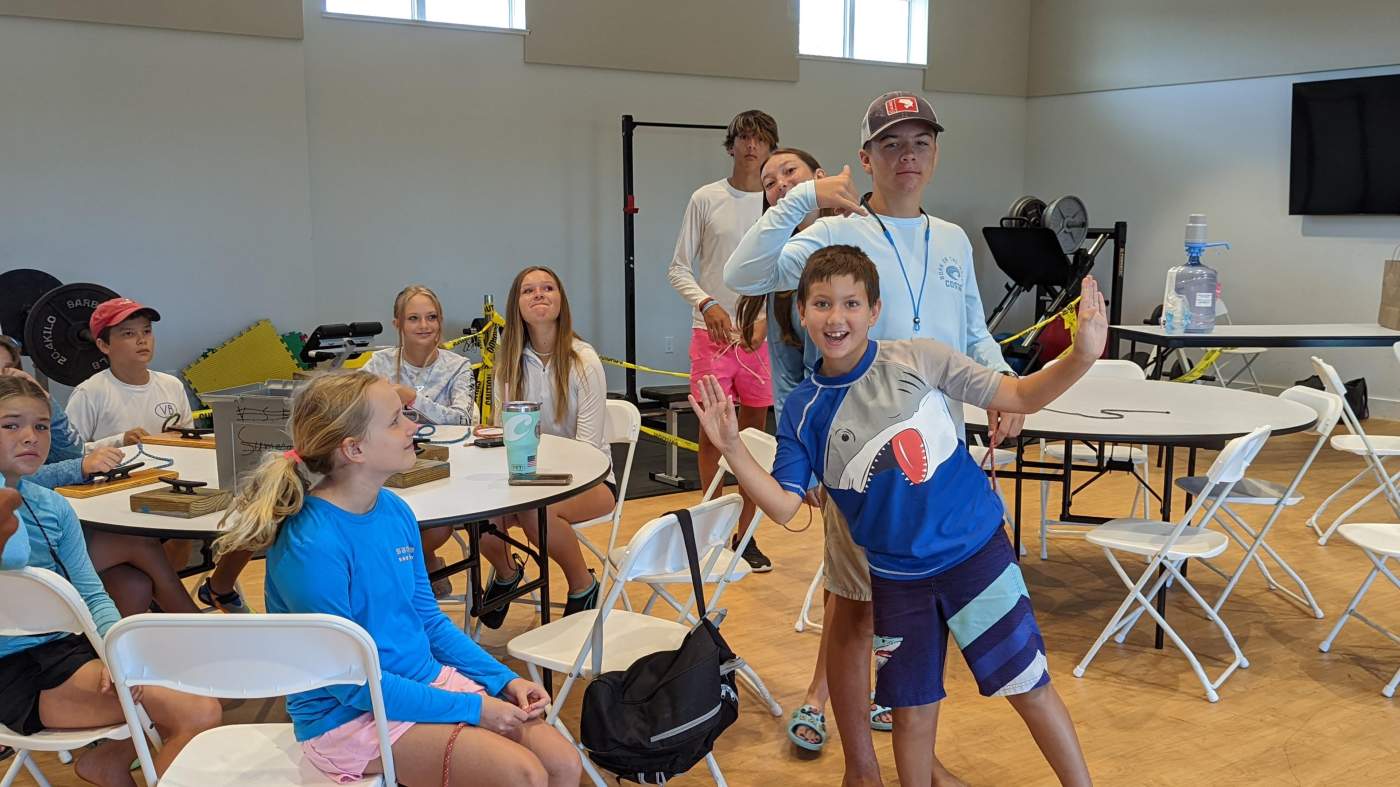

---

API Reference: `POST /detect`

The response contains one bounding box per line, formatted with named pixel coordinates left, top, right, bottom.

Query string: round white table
left=965, top=379, right=1316, bottom=650
left=964, top=377, right=1317, bottom=446
left=72, top=429, right=610, bottom=683
left=73, top=430, right=611, bottom=539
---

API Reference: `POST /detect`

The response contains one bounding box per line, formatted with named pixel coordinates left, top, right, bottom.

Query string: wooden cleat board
left=58, top=470, right=179, bottom=499
left=385, top=459, right=451, bottom=488
left=130, top=485, right=232, bottom=518
left=141, top=434, right=217, bottom=450
left=414, top=443, right=449, bottom=462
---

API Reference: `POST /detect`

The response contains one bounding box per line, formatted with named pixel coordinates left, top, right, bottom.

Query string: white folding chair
left=1173, top=386, right=1337, bottom=619
left=105, top=613, right=395, bottom=786
left=1306, top=356, right=1400, bottom=544
left=0, top=568, right=142, bottom=787
left=1074, top=425, right=1271, bottom=702
left=1319, top=523, right=1400, bottom=698
left=578, top=400, right=642, bottom=587
left=620, top=428, right=782, bottom=717
left=1207, top=299, right=1267, bottom=393
left=1039, top=359, right=1155, bottom=559
left=507, top=495, right=744, bottom=787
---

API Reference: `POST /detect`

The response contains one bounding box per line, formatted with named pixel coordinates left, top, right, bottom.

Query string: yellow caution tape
left=1172, top=348, right=1225, bottom=383
left=599, top=356, right=690, bottom=380
left=641, top=425, right=699, bottom=452
left=191, top=408, right=212, bottom=420
left=999, top=297, right=1082, bottom=346
left=442, top=311, right=507, bottom=351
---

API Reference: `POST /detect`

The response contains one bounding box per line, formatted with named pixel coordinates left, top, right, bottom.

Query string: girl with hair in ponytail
left=217, top=372, right=579, bottom=787
left=363, top=285, right=478, bottom=596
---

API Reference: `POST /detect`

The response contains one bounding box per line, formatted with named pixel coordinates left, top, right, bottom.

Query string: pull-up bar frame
left=620, top=115, right=726, bottom=402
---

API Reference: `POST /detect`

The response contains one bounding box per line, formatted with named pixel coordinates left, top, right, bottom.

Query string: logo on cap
left=885, top=96, right=919, bottom=115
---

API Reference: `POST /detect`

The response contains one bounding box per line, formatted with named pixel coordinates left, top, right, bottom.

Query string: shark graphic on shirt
left=821, top=364, right=959, bottom=493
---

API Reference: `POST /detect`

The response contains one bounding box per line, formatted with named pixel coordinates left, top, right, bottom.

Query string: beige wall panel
left=926, top=0, right=1029, bottom=97
left=1028, top=0, right=1400, bottom=96
left=525, top=0, right=798, bottom=81
left=0, top=0, right=302, bottom=40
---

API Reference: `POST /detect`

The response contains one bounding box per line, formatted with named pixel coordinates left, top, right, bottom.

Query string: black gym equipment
left=983, top=195, right=1125, bottom=370
left=620, top=115, right=726, bottom=404
left=299, top=322, right=383, bottom=369
left=0, top=269, right=120, bottom=387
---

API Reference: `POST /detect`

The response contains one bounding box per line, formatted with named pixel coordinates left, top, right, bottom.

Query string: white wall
left=300, top=9, right=1027, bottom=392
left=1025, top=64, right=1400, bottom=415
left=0, top=15, right=313, bottom=396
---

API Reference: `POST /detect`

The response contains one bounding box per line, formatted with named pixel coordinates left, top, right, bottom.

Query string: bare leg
left=367, top=718, right=580, bottom=787
left=826, top=596, right=882, bottom=787
left=162, top=539, right=194, bottom=573
left=97, top=564, right=153, bottom=617
left=732, top=405, right=768, bottom=539
left=39, top=659, right=221, bottom=784
left=479, top=516, right=518, bottom=577
left=87, top=532, right=198, bottom=613
left=1005, top=685, right=1092, bottom=786
left=208, top=549, right=252, bottom=595
left=517, top=485, right=613, bottom=593
left=891, top=703, right=938, bottom=787
left=792, top=590, right=836, bottom=747
left=422, top=524, right=454, bottom=572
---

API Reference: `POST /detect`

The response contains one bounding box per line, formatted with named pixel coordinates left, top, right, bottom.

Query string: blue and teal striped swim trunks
left=871, top=530, right=1050, bottom=708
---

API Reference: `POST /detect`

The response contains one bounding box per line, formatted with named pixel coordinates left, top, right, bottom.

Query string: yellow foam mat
left=183, top=320, right=300, bottom=397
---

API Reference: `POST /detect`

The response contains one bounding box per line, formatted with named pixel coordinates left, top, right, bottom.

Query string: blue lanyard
left=868, top=204, right=931, bottom=332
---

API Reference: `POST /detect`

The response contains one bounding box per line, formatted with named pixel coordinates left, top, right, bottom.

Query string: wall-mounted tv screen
left=1290, top=73, right=1400, bottom=215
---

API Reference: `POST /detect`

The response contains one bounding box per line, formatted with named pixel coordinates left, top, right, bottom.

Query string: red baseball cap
left=89, top=298, right=161, bottom=339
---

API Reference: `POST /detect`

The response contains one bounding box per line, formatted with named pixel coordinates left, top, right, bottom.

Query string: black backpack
left=579, top=508, right=741, bottom=783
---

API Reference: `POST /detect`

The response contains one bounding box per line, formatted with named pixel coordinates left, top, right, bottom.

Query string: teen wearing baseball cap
left=725, top=91, right=1036, bottom=786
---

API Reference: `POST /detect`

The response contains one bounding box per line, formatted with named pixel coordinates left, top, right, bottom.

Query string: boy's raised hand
left=1072, top=276, right=1109, bottom=361
left=688, top=375, right=740, bottom=452
left=813, top=165, right=867, bottom=217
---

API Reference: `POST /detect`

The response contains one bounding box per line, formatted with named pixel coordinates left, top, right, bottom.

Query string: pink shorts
left=301, top=666, right=485, bottom=783
left=689, top=328, right=773, bottom=408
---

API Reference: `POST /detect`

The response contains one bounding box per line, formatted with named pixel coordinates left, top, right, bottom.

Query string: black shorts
left=0, top=634, right=99, bottom=735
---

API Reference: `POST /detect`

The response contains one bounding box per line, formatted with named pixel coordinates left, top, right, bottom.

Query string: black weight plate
left=24, top=282, right=119, bottom=387
left=1006, top=196, right=1046, bottom=228
left=0, top=269, right=63, bottom=344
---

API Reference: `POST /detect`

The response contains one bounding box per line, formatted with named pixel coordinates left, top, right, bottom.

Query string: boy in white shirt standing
left=66, top=297, right=192, bottom=448
left=668, top=109, right=779, bottom=571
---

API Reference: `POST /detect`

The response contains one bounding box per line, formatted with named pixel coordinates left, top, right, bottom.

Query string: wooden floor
left=24, top=420, right=1400, bottom=786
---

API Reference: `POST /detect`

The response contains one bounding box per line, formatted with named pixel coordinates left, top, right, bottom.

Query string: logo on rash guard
left=396, top=545, right=415, bottom=563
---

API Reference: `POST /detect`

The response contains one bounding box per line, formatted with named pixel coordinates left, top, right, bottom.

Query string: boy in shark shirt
left=692, top=246, right=1097, bottom=786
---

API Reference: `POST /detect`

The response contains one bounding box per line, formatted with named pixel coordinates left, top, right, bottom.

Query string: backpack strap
left=668, top=508, right=709, bottom=621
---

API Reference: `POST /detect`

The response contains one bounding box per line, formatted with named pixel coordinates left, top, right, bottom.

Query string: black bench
left=639, top=384, right=697, bottom=490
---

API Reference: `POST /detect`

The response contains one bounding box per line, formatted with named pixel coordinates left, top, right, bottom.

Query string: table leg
left=1060, top=439, right=1073, bottom=521
left=467, top=521, right=483, bottom=628
left=1154, top=444, right=1177, bottom=650
left=1013, top=437, right=1025, bottom=560
left=535, top=505, right=552, bottom=694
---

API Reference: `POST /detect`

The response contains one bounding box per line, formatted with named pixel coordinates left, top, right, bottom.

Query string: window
left=799, top=0, right=927, bottom=66
left=325, top=0, right=526, bottom=30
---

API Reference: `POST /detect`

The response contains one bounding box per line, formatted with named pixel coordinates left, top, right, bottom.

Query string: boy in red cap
left=66, top=298, right=192, bottom=449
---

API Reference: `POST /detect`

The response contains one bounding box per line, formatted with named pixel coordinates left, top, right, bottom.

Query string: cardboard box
left=1381, top=260, right=1400, bottom=331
